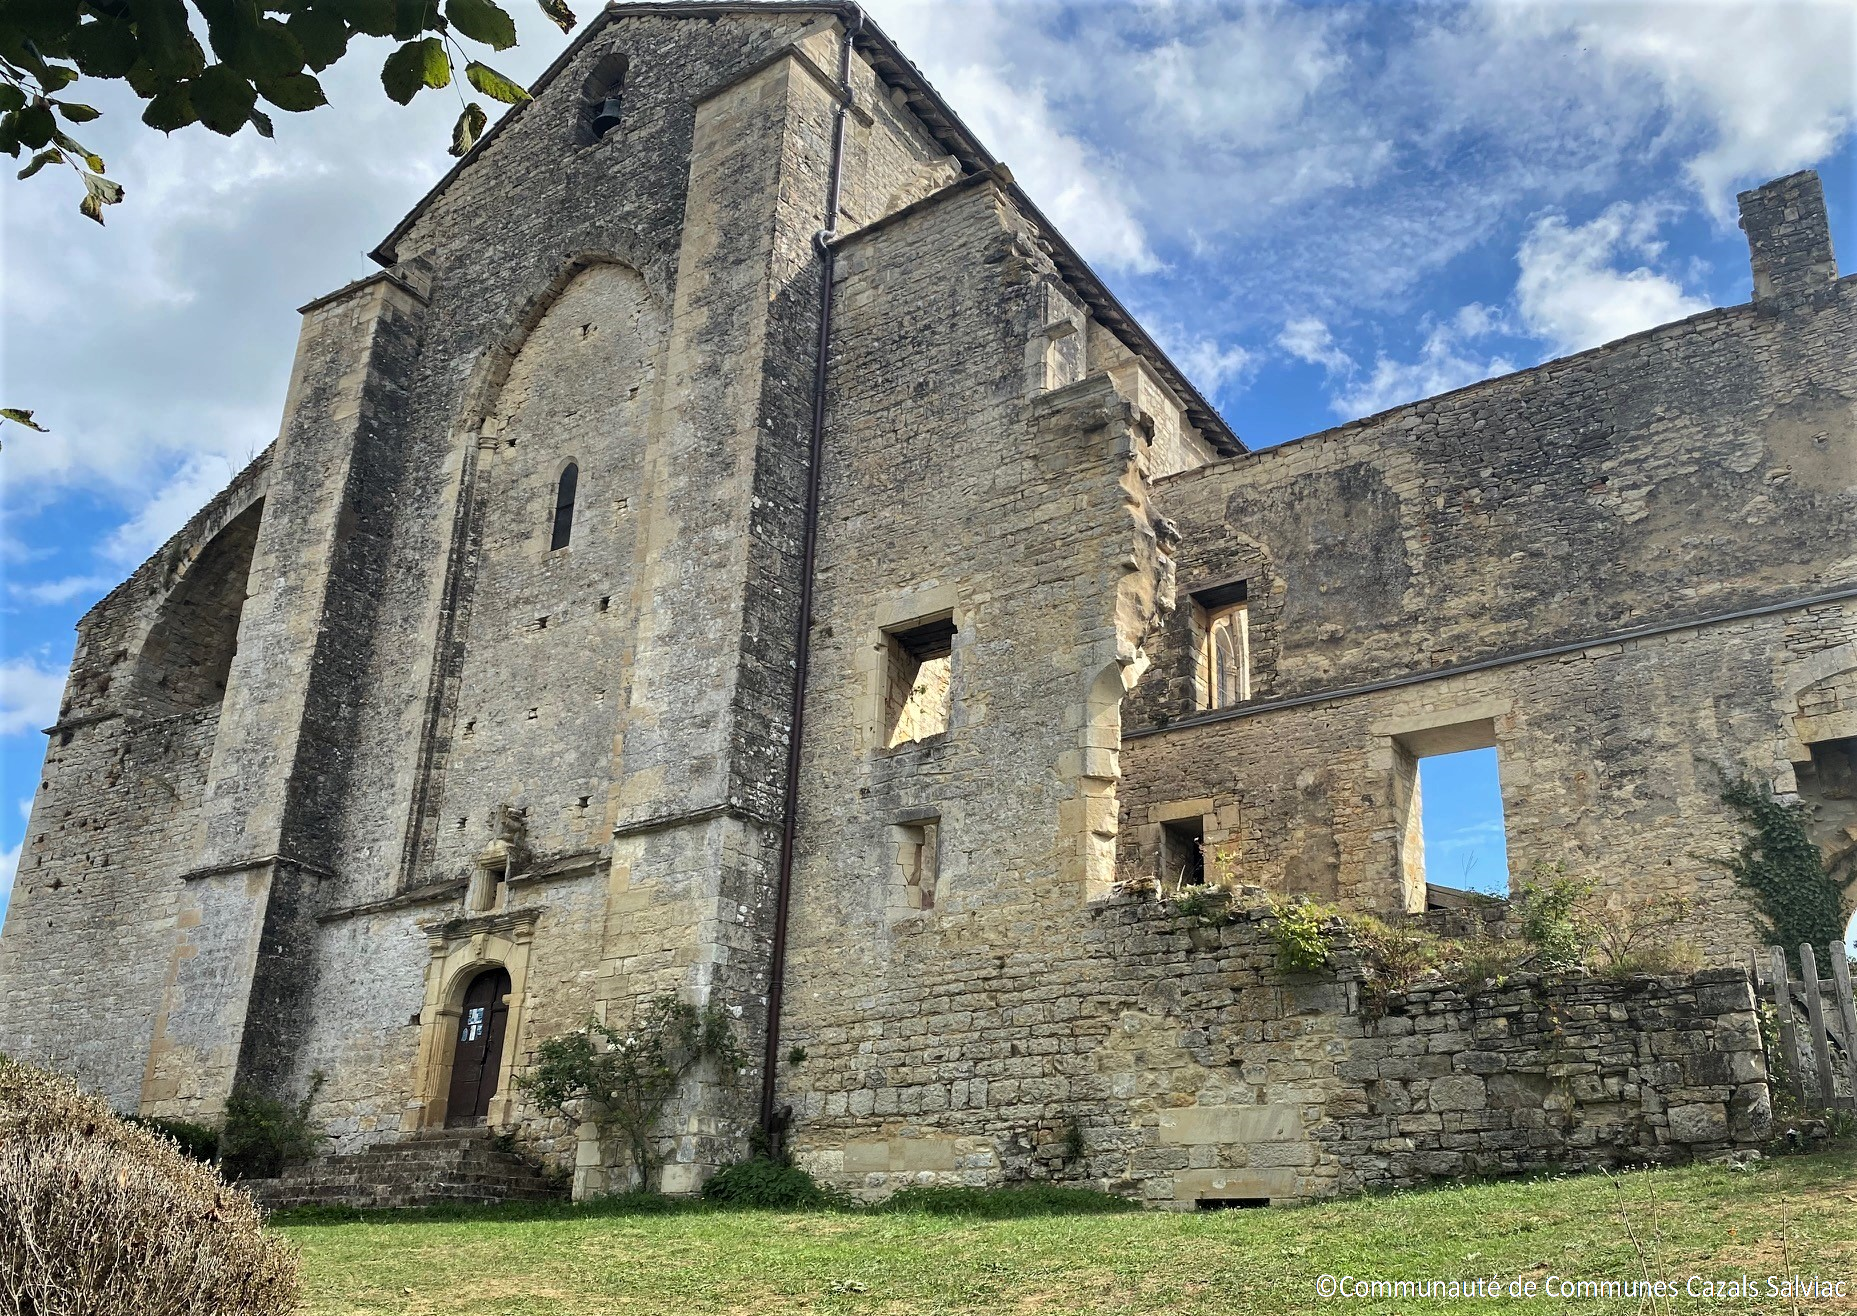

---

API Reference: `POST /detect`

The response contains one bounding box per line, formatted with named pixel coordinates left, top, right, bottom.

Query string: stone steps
left=244, top=1128, right=567, bottom=1210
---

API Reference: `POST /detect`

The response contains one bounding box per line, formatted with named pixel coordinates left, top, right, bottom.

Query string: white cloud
left=1515, top=204, right=1712, bottom=357
left=0, top=838, right=18, bottom=924
left=1330, top=304, right=1516, bottom=419
left=936, top=64, right=1158, bottom=274
left=1498, top=0, right=1857, bottom=221
left=0, top=659, right=66, bottom=737
left=1168, top=336, right=1258, bottom=397
left=9, top=574, right=117, bottom=607
left=1278, top=316, right=1352, bottom=374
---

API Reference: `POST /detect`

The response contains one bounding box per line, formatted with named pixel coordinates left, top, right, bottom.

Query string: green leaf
left=446, top=0, right=516, bottom=49
left=69, top=19, right=140, bottom=78
left=1, top=408, right=50, bottom=431
left=448, top=99, right=485, bottom=156
left=391, top=0, right=435, bottom=39
left=52, top=129, right=103, bottom=172
left=243, top=18, right=306, bottom=79
left=285, top=9, right=348, bottom=71
left=329, top=0, right=393, bottom=36
left=129, top=0, right=208, bottom=81
left=249, top=107, right=273, bottom=135
left=38, top=62, right=79, bottom=90
left=0, top=85, right=23, bottom=113
left=55, top=102, right=101, bottom=122
left=191, top=63, right=258, bottom=134
left=255, top=70, right=324, bottom=111
left=464, top=59, right=526, bottom=104
left=0, top=114, right=19, bottom=157
left=535, top=0, right=573, bottom=35
left=16, top=147, right=61, bottom=179
left=380, top=36, right=447, bottom=104
left=140, top=84, right=195, bottom=132
left=123, top=57, right=163, bottom=97
left=14, top=102, right=55, bottom=149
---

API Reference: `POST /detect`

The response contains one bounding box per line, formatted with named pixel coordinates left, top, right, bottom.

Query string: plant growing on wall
left=1721, top=778, right=1852, bottom=974
left=518, top=995, right=740, bottom=1192
left=1266, top=896, right=1334, bottom=972
left=1513, top=864, right=1598, bottom=971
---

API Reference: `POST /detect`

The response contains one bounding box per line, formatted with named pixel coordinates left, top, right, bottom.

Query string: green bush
left=701, top=1158, right=840, bottom=1209
left=879, top=1183, right=1140, bottom=1218
left=1513, top=864, right=1596, bottom=971
left=218, top=1074, right=325, bottom=1180
left=0, top=1057, right=299, bottom=1314
left=1267, top=896, right=1334, bottom=972
left=126, top=1114, right=221, bottom=1163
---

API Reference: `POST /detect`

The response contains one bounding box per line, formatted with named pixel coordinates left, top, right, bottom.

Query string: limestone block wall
left=0, top=453, right=269, bottom=1114
left=1123, top=174, right=1854, bottom=940
left=784, top=895, right=1768, bottom=1206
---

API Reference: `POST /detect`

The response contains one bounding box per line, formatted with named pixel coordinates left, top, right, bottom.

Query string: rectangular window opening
left=883, top=616, right=955, bottom=748
left=1197, top=1197, right=1269, bottom=1210
left=466, top=860, right=508, bottom=914
left=1159, top=815, right=1205, bottom=891
left=891, top=817, right=940, bottom=913
left=1396, top=725, right=1510, bottom=904
left=1192, top=581, right=1250, bottom=711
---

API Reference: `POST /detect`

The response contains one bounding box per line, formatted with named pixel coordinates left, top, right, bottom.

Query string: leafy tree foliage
left=0, top=0, right=572, bottom=224
left=518, top=995, right=741, bottom=1192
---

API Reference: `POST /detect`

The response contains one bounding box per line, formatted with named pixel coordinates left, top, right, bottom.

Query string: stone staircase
left=243, top=1127, right=567, bottom=1210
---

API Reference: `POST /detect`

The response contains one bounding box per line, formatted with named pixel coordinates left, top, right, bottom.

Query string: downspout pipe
left=760, top=4, right=861, bottom=1139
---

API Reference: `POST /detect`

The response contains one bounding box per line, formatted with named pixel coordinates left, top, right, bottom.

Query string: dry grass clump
left=0, top=1056, right=299, bottom=1315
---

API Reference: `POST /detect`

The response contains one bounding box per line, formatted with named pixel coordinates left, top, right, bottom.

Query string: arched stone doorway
left=404, top=908, right=537, bottom=1133
left=446, top=966, right=512, bottom=1127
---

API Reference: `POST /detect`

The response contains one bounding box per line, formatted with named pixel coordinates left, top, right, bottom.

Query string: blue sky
left=1419, top=748, right=1510, bottom=897
left=2, top=0, right=1855, bottom=943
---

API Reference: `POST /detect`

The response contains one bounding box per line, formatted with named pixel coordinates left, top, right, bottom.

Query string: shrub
left=125, top=1113, right=221, bottom=1163
left=217, top=1073, right=325, bottom=1180
left=518, top=995, right=741, bottom=1191
left=0, top=1056, right=299, bottom=1315
left=1513, top=864, right=1597, bottom=971
left=1267, top=896, right=1334, bottom=972
left=701, top=1158, right=840, bottom=1209
left=878, top=1183, right=1139, bottom=1218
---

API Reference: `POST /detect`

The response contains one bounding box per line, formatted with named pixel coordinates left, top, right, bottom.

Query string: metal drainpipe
left=759, top=3, right=862, bottom=1139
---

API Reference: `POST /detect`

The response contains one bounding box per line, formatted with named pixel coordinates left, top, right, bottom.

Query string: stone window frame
left=1372, top=703, right=1510, bottom=914
left=1190, top=578, right=1251, bottom=711
left=887, top=807, right=941, bottom=920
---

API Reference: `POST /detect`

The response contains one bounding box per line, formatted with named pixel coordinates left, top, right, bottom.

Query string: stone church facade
left=3, top=2, right=1852, bottom=1205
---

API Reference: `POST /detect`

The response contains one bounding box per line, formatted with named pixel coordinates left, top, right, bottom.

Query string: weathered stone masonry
left=1, top=2, right=1846, bottom=1206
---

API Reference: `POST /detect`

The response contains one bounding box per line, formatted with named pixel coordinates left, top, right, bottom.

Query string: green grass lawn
left=280, top=1152, right=1857, bottom=1315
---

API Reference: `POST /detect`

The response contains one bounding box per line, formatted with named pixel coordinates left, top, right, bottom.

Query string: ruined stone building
left=2, top=1, right=1852, bottom=1206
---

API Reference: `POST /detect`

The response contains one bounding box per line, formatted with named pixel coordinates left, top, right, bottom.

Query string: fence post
left=1800, top=943, right=1838, bottom=1110
left=1769, top=946, right=1807, bottom=1107
left=1831, top=951, right=1857, bottom=1113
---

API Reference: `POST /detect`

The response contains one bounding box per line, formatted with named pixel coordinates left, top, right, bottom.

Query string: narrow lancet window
left=551, top=462, right=578, bottom=550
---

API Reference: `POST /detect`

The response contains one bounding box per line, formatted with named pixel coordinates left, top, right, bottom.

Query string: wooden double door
left=445, top=967, right=511, bottom=1126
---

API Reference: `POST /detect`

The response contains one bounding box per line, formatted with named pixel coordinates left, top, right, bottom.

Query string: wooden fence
left=1748, top=943, right=1857, bottom=1114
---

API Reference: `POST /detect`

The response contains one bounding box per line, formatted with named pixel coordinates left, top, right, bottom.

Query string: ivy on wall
left=1721, top=778, right=1852, bottom=973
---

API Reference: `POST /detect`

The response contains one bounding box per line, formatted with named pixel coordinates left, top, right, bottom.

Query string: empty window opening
left=1197, top=1197, right=1269, bottom=1210
left=467, top=859, right=507, bottom=913
left=1160, top=815, right=1205, bottom=891
left=1795, top=737, right=1857, bottom=891
left=1400, top=736, right=1510, bottom=902
left=598, top=596, right=611, bottom=612
left=891, top=817, right=939, bottom=913
left=551, top=463, right=578, bottom=550
left=1191, top=580, right=1250, bottom=711
left=580, top=52, right=627, bottom=143
left=883, top=616, right=955, bottom=748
